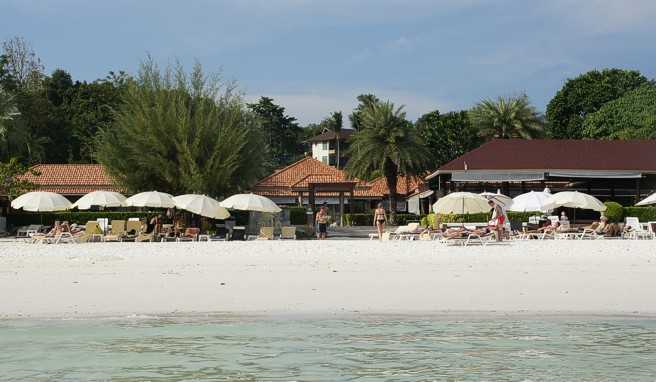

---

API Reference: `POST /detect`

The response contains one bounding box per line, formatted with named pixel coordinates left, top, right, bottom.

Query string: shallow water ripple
left=1, top=317, right=655, bottom=381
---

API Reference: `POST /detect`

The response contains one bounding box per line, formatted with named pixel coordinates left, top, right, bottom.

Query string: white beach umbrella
left=432, top=192, right=491, bottom=214
left=636, top=192, right=656, bottom=206
left=508, top=190, right=552, bottom=212
left=72, top=190, right=127, bottom=210
left=480, top=191, right=513, bottom=208
left=543, top=191, right=607, bottom=212
left=173, top=194, right=230, bottom=219
left=219, top=193, right=282, bottom=213
left=11, top=191, right=72, bottom=212
left=125, top=191, right=176, bottom=208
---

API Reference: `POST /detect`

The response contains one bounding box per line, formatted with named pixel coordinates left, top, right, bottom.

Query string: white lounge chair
left=624, top=217, right=652, bottom=239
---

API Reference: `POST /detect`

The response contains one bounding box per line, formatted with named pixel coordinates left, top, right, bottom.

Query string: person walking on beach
left=373, top=202, right=387, bottom=240
left=488, top=199, right=505, bottom=241
left=315, top=204, right=329, bottom=240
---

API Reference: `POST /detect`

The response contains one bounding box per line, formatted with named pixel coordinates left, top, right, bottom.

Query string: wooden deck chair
left=258, top=226, right=274, bottom=240
left=75, top=221, right=103, bottom=243
left=104, top=220, right=126, bottom=242
left=122, top=220, right=143, bottom=241
left=280, top=226, right=296, bottom=240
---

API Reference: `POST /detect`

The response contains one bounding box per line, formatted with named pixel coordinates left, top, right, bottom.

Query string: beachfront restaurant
left=426, top=139, right=656, bottom=209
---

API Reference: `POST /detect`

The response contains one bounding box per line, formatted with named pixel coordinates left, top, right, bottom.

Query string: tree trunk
left=383, top=158, right=398, bottom=225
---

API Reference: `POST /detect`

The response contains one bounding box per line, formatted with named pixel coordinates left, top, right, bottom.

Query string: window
left=322, top=156, right=329, bottom=164
left=321, top=142, right=329, bottom=150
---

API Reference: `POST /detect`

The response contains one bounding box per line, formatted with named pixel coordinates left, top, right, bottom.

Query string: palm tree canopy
left=469, top=94, right=544, bottom=139
left=345, top=101, right=430, bottom=181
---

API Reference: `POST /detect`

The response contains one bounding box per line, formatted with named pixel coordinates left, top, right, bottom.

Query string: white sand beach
left=1, top=240, right=655, bottom=319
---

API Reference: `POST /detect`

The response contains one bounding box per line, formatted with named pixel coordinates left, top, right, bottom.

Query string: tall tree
left=248, top=97, right=303, bottom=170
left=0, top=88, right=19, bottom=139
left=469, top=94, right=543, bottom=139
left=0, top=158, right=36, bottom=200
left=0, top=36, right=44, bottom=92
left=582, top=85, right=656, bottom=139
left=345, top=100, right=431, bottom=223
left=415, top=110, right=482, bottom=168
left=545, top=69, right=650, bottom=139
left=96, top=58, right=266, bottom=197
left=349, top=94, right=380, bottom=131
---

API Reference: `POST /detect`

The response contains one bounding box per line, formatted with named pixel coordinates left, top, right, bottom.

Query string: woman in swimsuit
left=373, top=203, right=387, bottom=240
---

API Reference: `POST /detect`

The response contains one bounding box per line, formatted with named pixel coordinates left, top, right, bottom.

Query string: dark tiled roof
left=437, top=139, right=656, bottom=172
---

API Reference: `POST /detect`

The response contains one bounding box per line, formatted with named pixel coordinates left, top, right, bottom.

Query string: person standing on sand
left=373, top=202, right=387, bottom=240
left=488, top=199, right=504, bottom=241
left=315, top=204, right=329, bottom=240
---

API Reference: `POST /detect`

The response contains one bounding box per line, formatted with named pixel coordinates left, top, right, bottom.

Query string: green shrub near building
left=603, top=201, right=624, bottom=223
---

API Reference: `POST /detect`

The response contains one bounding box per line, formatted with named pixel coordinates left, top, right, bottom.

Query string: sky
left=2, top=0, right=656, bottom=126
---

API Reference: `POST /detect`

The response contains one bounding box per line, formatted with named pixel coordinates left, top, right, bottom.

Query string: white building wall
left=311, top=142, right=331, bottom=164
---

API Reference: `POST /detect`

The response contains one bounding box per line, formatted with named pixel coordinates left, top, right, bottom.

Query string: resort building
left=250, top=156, right=426, bottom=217
left=306, top=128, right=354, bottom=168
left=427, top=139, right=656, bottom=206
left=19, top=164, right=121, bottom=198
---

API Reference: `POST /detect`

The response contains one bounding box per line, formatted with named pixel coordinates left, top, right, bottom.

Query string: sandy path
left=1, top=240, right=655, bottom=318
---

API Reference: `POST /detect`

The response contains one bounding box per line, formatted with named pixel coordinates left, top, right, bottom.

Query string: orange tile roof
left=251, top=156, right=425, bottom=199
left=20, top=164, right=122, bottom=195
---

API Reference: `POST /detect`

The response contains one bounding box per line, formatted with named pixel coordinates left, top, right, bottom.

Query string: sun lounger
left=209, top=226, right=228, bottom=241
left=104, top=220, right=126, bottom=242
left=122, top=220, right=143, bottom=242
left=623, top=217, right=652, bottom=239
left=16, top=224, right=42, bottom=240
left=257, top=227, right=274, bottom=240
left=230, top=227, right=246, bottom=241
left=280, top=226, right=296, bottom=240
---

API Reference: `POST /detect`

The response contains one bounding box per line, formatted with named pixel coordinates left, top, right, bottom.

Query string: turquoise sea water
left=1, top=315, right=655, bottom=381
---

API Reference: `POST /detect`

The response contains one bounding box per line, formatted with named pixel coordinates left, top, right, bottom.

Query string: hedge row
left=7, top=211, right=159, bottom=228
left=419, top=211, right=543, bottom=228
left=343, top=213, right=420, bottom=226
left=287, top=207, right=307, bottom=225
left=623, top=207, right=656, bottom=222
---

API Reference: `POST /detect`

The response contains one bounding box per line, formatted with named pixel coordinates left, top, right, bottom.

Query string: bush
left=507, top=211, right=542, bottom=222
left=287, top=207, right=307, bottom=225
left=418, top=211, right=542, bottom=228
left=603, top=201, right=624, bottom=223
left=623, top=207, right=656, bottom=222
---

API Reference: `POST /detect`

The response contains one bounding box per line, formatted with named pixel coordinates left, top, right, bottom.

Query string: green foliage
left=0, top=158, right=36, bottom=199
left=7, top=211, right=158, bottom=228
left=622, top=207, right=656, bottom=222
left=545, top=69, right=650, bottom=139
left=582, top=85, right=656, bottom=139
left=96, top=58, right=265, bottom=198
left=287, top=207, right=307, bottom=225
left=247, top=96, right=303, bottom=170
left=348, top=94, right=380, bottom=131
left=603, top=201, right=624, bottom=223
left=415, top=110, right=482, bottom=168
left=343, top=213, right=419, bottom=226
left=420, top=211, right=541, bottom=227
left=469, top=94, right=544, bottom=139
left=345, top=100, right=431, bottom=219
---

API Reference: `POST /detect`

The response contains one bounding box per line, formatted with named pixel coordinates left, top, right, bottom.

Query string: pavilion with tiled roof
left=19, top=164, right=122, bottom=197
left=251, top=156, right=426, bottom=217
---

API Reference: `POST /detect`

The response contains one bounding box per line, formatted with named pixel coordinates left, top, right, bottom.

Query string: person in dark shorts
left=315, top=204, right=329, bottom=240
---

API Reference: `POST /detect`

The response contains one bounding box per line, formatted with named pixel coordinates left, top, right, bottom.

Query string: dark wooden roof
left=436, top=139, right=656, bottom=172
left=306, top=129, right=354, bottom=143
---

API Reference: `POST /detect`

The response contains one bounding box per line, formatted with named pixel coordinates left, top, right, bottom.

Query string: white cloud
left=245, top=89, right=454, bottom=126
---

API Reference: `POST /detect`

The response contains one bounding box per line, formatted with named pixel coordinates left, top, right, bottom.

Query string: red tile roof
left=20, top=164, right=122, bottom=195
left=435, top=139, right=656, bottom=173
left=252, top=156, right=424, bottom=199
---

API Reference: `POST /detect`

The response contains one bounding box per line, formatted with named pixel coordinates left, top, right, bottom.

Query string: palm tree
left=345, top=101, right=431, bottom=223
left=328, top=111, right=343, bottom=169
left=469, top=94, right=543, bottom=139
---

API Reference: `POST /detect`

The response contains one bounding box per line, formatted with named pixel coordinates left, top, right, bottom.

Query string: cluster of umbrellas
left=433, top=189, right=608, bottom=215
left=10, top=190, right=282, bottom=217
